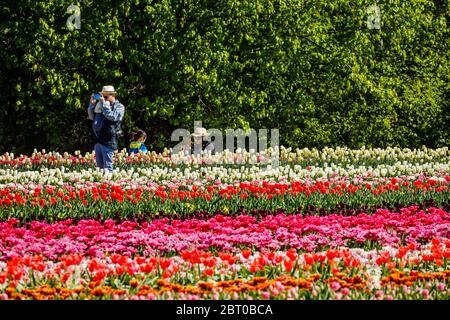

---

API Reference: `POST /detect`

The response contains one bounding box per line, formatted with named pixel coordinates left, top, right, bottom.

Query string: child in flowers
left=129, top=130, right=148, bottom=154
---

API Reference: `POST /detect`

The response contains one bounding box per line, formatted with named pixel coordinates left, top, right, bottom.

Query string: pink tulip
left=375, top=290, right=384, bottom=298
left=331, top=282, right=340, bottom=291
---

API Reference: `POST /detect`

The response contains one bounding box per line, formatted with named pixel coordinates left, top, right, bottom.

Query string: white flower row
left=279, top=146, right=449, bottom=163
left=0, top=160, right=448, bottom=186
left=1, top=146, right=448, bottom=169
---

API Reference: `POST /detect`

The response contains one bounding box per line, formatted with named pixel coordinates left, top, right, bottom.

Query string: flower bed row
left=0, top=177, right=448, bottom=221
left=1, top=147, right=448, bottom=170
left=0, top=206, right=449, bottom=259
left=1, top=160, right=449, bottom=185
left=0, top=239, right=449, bottom=300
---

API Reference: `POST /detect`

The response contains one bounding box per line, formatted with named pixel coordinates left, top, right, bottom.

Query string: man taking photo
left=87, top=85, right=125, bottom=172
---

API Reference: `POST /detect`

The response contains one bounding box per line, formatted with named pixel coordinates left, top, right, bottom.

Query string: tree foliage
left=0, top=0, right=449, bottom=154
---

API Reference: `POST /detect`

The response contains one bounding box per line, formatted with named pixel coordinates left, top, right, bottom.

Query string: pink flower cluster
left=0, top=206, right=448, bottom=260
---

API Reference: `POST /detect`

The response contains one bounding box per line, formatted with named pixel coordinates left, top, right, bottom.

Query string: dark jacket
left=88, top=100, right=125, bottom=150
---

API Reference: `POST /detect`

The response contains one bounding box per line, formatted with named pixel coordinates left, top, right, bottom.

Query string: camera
left=93, top=93, right=102, bottom=100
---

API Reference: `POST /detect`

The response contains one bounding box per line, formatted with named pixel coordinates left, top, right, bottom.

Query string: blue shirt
left=129, top=141, right=148, bottom=154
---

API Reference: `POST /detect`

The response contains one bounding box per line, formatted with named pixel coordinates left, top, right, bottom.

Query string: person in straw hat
left=191, top=127, right=215, bottom=155
left=87, top=85, right=125, bottom=171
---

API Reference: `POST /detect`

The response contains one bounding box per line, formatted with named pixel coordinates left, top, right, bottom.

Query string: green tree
left=0, top=0, right=449, bottom=154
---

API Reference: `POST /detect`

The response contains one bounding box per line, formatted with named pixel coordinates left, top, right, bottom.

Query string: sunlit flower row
left=0, top=146, right=448, bottom=170
left=0, top=177, right=448, bottom=220
left=0, top=240, right=448, bottom=300
left=0, top=160, right=448, bottom=185
left=0, top=206, right=448, bottom=258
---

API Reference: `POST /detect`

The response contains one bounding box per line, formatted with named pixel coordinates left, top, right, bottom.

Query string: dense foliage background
left=0, top=0, right=449, bottom=154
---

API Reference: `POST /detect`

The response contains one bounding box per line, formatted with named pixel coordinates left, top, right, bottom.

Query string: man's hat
left=101, top=85, right=117, bottom=94
left=191, top=127, right=209, bottom=137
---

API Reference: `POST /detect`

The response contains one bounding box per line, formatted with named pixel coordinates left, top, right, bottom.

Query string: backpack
left=92, top=101, right=124, bottom=143
left=93, top=113, right=107, bottom=138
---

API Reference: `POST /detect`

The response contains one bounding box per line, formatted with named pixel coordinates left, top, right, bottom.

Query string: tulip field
left=0, top=146, right=449, bottom=300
